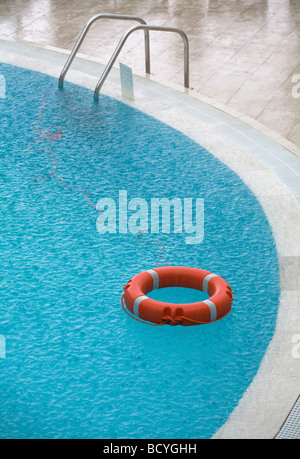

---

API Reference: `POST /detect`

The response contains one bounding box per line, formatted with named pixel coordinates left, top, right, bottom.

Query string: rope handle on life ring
left=121, top=292, right=209, bottom=326
left=121, top=293, right=165, bottom=326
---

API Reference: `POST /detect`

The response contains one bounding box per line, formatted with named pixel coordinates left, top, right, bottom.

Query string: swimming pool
left=0, top=61, right=282, bottom=439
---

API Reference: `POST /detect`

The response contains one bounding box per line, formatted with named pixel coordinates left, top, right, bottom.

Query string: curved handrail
left=58, top=14, right=150, bottom=89
left=94, top=24, right=189, bottom=102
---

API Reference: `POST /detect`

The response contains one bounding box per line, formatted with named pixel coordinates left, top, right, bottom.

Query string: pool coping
left=0, top=38, right=299, bottom=440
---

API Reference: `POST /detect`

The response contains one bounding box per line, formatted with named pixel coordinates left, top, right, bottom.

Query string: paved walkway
left=0, top=0, right=299, bottom=148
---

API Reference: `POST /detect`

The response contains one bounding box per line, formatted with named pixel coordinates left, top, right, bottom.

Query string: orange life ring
left=122, top=266, right=233, bottom=326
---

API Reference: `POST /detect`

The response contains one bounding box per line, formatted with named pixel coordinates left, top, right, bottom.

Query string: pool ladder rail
left=58, top=13, right=190, bottom=102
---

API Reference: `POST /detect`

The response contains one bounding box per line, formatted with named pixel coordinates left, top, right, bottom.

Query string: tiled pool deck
left=0, top=0, right=299, bottom=149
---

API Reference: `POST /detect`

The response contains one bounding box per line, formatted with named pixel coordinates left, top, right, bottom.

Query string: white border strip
left=147, top=269, right=159, bottom=290
left=203, top=299, right=217, bottom=322
left=133, top=295, right=148, bottom=317
left=202, top=273, right=218, bottom=294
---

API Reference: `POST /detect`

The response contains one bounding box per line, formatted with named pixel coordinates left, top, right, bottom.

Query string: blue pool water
left=0, top=63, right=280, bottom=439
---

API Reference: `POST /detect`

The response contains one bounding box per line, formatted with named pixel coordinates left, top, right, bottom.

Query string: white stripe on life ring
left=133, top=295, right=148, bottom=317
left=203, top=299, right=217, bottom=322
left=202, top=273, right=218, bottom=294
left=147, top=269, right=159, bottom=290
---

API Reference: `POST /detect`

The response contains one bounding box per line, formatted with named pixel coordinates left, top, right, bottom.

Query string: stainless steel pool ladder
left=58, top=14, right=150, bottom=89
left=58, top=14, right=190, bottom=102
